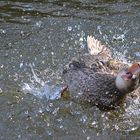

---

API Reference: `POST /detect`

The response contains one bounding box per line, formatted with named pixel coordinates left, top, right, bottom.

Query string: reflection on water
left=0, top=0, right=140, bottom=140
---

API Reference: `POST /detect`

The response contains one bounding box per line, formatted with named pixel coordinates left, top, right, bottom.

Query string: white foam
left=21, top=64, right=61, bottom=100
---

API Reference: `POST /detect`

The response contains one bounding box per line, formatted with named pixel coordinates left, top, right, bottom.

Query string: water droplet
left=101, top=113, right=105, bottom=118
left=79, top=37, right=83, bottom=42
left=0, top=88, right=2, bottom=93
left=38, top=108, right=43, bottom=113
left=113, top=34, right=125, bottom=42
left=131, top=127, right=137, bottom=131
left=78, top=92, right=83, bottom=95
left=0, top=29, right=6, bottom=34
left=114, top=124, right=119, bottom=130
left=80, top=115, right=87, bottom=123
left=91, top=121, right=96, bottom=125
left=8, top=42, right=12, bottom=47
left=1, top=65, right=4, bottom=68
left=97, top=25, right=102, bottom=35
left=51, top=52, right=54, bottom=55
left=36, top=21, right=42, bottom=27
left=47, top=123, right=50, bottom=127
left=68, top=26, right=72, bottom=31
left=25, top=110, right=29, bottom=115
left=20, top=62, right=23, bottom=68
left=52, top=107, right=59, bottom=115
left=20, top=31, right=25, bottom=36
left=60, top=125, right=63, bottom=129
left=47, top=131, right=52, bottom=136
left=135, top=52, right=140, bottom=57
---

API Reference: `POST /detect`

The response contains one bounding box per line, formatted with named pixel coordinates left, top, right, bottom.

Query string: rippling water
left=0, top=0, right=140, bottom=140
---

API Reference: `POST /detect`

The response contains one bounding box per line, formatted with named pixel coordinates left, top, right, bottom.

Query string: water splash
left=21, top=64, right=62, bottom=100
left=22, top=83, right=61, bottom=100
left=113, top=34, right=125, bottom=42
left=29, top=64, right=45, bottom=87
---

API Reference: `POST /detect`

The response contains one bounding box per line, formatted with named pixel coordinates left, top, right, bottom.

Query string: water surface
left=0, top=0, right=140, bottom=140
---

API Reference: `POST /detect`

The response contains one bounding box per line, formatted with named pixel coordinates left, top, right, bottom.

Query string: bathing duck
left=63, top=36, right=140, bottom=110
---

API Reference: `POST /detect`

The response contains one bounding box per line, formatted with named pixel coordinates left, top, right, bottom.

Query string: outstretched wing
left=87, top=35, right=112, bottom=57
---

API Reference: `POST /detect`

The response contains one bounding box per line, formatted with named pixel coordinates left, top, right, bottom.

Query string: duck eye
left=69, top=61, right=85, bottom=69
left=121, top=72, right=132, bottom=80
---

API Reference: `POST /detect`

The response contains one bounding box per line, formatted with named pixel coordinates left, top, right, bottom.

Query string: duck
left=62, top=35, right=140, bottom=110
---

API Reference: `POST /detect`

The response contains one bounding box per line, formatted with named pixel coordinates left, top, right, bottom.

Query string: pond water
left=0, top=0, right=140, bottom=140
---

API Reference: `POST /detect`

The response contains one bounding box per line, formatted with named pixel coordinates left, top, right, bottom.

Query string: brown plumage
left=63, top=36, right=140, bottom=110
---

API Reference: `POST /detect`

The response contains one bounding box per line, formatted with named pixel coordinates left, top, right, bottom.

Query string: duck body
left=63, top=56, right=127, bottom=110
left=63, top=36, right=140, bottom=110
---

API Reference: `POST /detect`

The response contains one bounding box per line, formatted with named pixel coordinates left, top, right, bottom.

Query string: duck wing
left=87, top=35, right=112, bottom=58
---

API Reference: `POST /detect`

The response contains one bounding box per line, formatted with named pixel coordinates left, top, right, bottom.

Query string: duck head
left=115, top=63, right=140, bottom=93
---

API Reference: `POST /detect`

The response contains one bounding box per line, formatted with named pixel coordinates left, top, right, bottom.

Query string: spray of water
left=21, top=64, right=61, bottom=100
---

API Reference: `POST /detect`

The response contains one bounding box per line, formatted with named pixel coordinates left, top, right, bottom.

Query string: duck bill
left=128, top=63, right=140, bottom=75
left=122, top=63, right=140, bottom=80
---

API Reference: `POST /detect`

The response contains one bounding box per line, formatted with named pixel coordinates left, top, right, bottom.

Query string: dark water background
left=0, top=0, right=140, bottom=140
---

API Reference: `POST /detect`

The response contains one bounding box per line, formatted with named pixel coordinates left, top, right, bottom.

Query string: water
left=0, top=0, right=140, bottom=140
